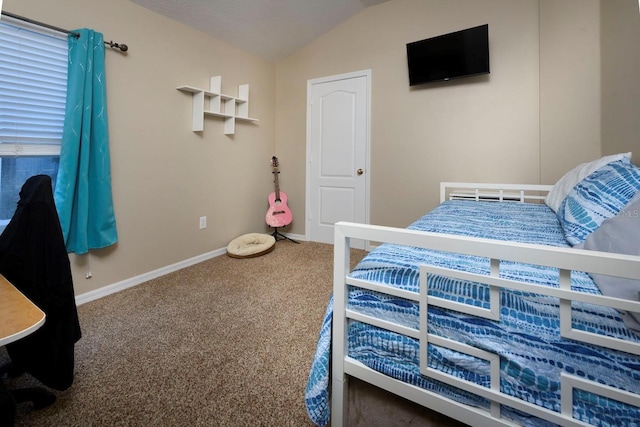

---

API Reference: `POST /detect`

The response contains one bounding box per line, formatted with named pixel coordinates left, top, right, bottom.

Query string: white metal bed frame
left=331, top=182, right=640, bottom=427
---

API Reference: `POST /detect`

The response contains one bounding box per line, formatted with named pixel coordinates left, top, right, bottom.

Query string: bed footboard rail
left=440, top=182, right=553, bottom=204
left=331, top=221, right=640, bottom=427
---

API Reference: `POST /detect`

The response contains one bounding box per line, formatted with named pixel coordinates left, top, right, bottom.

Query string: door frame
left=305, top=69, right=372, bottom=249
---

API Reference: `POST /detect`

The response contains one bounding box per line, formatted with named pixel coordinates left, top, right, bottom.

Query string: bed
left=305, top=153, right=640, bottom=426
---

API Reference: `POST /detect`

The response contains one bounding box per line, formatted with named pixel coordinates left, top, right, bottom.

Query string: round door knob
left=357, top=168, right=364, bottom=176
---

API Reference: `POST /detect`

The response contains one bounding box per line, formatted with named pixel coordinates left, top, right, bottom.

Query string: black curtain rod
left=1, top=10, right=128, bottom=52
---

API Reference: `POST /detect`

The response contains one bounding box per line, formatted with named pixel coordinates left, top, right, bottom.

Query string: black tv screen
left=406, top=24, right=490, bottom=86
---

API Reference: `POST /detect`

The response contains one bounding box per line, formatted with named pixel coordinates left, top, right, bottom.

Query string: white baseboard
left=75, top=247, right=227, bottom=306
left=75, top=231, right=307, bottom=306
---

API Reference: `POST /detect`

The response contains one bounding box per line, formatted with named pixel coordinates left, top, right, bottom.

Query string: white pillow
left=545, top=152, right=632, bottom=213
left=582, top=191, right=640, bottom=334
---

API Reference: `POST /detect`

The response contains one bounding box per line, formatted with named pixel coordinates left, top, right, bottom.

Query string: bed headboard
left=439, top=182, right=553, bottom=204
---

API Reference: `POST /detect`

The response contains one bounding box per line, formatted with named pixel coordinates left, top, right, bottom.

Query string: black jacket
left=0, top=175, right=81, bottom=390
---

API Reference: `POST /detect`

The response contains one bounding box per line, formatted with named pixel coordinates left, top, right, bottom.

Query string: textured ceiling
left=130, top=0, right=389, bottom=63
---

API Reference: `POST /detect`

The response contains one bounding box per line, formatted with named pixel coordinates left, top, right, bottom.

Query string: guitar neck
left=273, top=171, right=280, bottom=199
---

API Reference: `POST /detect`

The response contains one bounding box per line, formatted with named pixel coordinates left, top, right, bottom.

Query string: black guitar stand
left=271, top=227, right=299, bottom=244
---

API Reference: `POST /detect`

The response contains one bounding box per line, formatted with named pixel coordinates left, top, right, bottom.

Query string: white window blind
left=0, top=17, right=67, bottom=223
left=0, top=17, right=67, bottom=156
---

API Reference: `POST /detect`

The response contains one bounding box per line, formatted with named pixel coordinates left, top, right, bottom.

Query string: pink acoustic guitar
left=266, top=156, right=293, bottom=228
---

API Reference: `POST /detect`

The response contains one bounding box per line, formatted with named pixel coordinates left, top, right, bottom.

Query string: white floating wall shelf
left=177, top=76, right=258, bottom=134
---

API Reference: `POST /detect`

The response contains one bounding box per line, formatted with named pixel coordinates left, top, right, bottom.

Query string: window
left=0, top=17, right=67, bottom=224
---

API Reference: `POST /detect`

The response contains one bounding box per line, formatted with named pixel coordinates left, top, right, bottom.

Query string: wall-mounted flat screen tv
left=406, top=24, right=490, bottom=86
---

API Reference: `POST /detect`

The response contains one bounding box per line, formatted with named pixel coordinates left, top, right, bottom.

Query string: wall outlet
left=199, top=216, right=207, bottom=229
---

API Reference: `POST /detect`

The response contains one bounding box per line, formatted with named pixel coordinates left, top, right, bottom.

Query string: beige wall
left=540, top=0, right=601, bottom=183
left=4, top=0, right=277, bottom=296
left=278, top=0, right=541, bottom=231
left=601, top=0, right=640, bottom=159
left=276, top=0, right=626, bottom=232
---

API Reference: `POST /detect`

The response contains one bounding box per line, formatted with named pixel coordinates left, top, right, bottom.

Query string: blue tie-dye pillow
left=557, top=159, right=640, bottom=246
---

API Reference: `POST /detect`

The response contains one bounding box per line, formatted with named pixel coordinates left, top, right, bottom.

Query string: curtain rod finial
left=105, top=40, right=128, bottom=52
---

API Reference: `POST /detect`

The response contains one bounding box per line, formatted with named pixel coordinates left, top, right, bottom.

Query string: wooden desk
left=0, top=275, right=45, bottom=347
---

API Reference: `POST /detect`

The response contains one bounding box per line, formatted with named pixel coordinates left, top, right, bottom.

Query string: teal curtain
left=54, top=29, right=117, bottom=254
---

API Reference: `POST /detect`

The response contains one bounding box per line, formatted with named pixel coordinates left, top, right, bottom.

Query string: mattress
left=305, top=200, right=640, bottom=426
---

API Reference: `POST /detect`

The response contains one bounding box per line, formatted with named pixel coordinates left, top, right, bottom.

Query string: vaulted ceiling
left=130, top=0, right=389, bottom=63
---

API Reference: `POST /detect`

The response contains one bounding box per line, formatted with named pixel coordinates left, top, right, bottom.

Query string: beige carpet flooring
left=2, top=240, right=465, bottom=427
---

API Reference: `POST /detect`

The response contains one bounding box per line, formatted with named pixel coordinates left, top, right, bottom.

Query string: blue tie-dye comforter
left=305, top=201, right=640, bottom=426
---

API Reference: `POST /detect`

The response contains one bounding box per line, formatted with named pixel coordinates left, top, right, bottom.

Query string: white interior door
left=306, top=70, right=370, bottom=249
